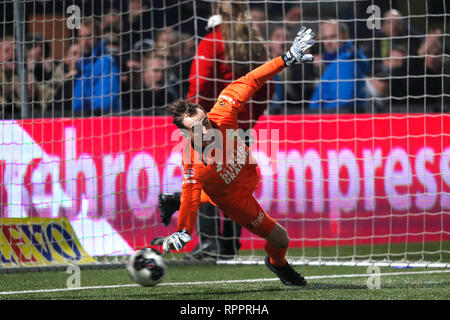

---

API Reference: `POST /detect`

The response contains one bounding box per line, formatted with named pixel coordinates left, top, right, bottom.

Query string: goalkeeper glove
left=151, top=230, right=192, bottom=253
left=158, top=192, right=181, bottom=226
left=282, top=26, right=315, bottom=66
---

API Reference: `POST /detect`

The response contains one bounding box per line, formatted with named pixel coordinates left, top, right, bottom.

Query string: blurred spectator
left=184, top=0, right=272, bottom=260
left=152, top=46, right=171, bottom=63
left=0, top=36, right=15, bottom=72
left=46, top=42, right=82, bottom=116
left=121, top=51, right=144, bottom=114
left=266, top=24, right=315, bottom=114
left=188, top=2, right=271, bottom=129
left=367, top=9, right=420, bottom=61
left=153, top=27, right=185, bottom=97
left=133, top=38, right=154, bottom=57
left=102, top=23, right=128, bottom=85
left=285, top=6, right=303, bottom=29
left=0, top=36, right=20, bottom=118
left=268, top=25, right=288, bottom=113
left=383, top=44, right=409, bottom=106
left=154, top=28, right=177, bottom=51
left=25, top=33, right=58, bottom=117
left=177, top=32, right=195, bottom=96
left=141, top=54, right=178, bottom=115
left=180, top=33, right=195, bottom=58
left=379, top=9, right=407, bottom=57
left=25, top=33, right=53, bottom=82
left=73, top=17, right=121, bottom=116
left=101, top=8, right=123, bottom=35
left=122, top=0, right=152, bottom=53
left=365, top=65, right=390, bottom=112
left=123, top=38, right=153, bottom=82
left=0, top=35, right=47, bottom=118
left=103, top=25, right=122, bottom=56
left=250, top=6, right=268, bottom=39
left=268, top=25, right=287, bottom=59
left=383, top=44, right=407, bottom=70
left=409, top=30, right=450, bottom=111
left=101, top=7, right=128, bottom=78
left=310, top=20, right=370, bottom=112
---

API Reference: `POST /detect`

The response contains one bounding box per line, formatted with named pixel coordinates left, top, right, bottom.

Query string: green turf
left=235, top=241, right=450, bottom=263
left=1, top=264, right=449, bottom=300
left=1, top=242, right=449, bottom=300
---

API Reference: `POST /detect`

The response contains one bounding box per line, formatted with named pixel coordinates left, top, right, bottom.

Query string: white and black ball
left=127, top=248, right=167, bottom=287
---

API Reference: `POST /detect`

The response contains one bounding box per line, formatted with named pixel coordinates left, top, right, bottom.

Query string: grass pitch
left=1, top=243, right=449, bottom=302
left=1, top=263, right=449, bottom=300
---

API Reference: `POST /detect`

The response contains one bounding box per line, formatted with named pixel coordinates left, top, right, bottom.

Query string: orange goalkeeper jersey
left=177, top=56, right=286, bottom=234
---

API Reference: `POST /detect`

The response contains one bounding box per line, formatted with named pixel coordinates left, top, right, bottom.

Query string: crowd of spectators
left=0, top=1, right=449, bottom=119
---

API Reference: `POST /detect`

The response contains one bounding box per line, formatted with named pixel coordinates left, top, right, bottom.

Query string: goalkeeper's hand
left=158, top=192, right=181, bottom=226
left=151, top=231, right=192, bottom=253
left=282, top=26, right=315, bottom=66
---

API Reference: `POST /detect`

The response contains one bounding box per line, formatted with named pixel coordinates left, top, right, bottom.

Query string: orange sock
left=264, top=241, right=287, bottom=267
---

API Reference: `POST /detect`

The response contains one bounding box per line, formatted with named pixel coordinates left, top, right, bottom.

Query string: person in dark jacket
left=45, top=42, right=82, bottom=117
left=409, top=30, right=450, bottom=112
left=369, top=9, right=420, bottom=61
left=141, top=53, right=178, bottom=115
left=310, top=20, right=370, bottom=112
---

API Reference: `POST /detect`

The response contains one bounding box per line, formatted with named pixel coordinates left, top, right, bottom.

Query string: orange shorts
left=200, top=189, right=276, bottom=238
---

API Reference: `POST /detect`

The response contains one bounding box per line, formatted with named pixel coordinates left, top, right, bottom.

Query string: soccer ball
left=127, top=248, right=167, bottom=287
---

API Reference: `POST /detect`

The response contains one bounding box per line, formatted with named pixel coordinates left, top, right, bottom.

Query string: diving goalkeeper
left=152, top=26, right=315, bottom=286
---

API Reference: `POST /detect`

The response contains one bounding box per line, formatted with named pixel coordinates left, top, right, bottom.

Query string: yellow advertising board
left=0, top=218, right=95, bottom=267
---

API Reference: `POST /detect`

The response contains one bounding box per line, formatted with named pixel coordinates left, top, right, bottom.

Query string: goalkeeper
left=152, top=27, right=315, bottom=286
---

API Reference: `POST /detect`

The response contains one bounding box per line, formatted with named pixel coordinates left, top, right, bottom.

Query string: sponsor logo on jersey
left=248, top=211, right=265, bottom=230
left=184, top=168, right=195, bottom=179
left=218, top=94, right=236, bottom=105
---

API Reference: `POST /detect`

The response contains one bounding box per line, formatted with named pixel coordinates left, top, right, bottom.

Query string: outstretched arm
left=151, top=163, right=202, bottom=253
left=208, top=26, right=315, bottom=128
left=219, top=57, right=286, bottom=110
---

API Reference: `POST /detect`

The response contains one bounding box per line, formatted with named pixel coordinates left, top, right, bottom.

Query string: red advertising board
left=0, top=114, right=449, bottom=254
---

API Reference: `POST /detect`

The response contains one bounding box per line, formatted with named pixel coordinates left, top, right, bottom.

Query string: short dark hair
left=167, top=99, right=206, bottom=129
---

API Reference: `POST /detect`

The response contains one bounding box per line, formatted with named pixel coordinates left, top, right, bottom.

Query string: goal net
left=0, top=0, right=449, bottom=269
